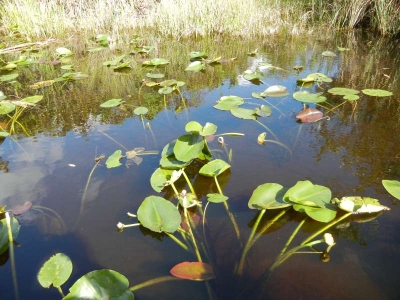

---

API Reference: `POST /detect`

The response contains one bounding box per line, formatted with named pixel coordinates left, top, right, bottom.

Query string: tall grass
left=0, top=0, right=399, bottom=39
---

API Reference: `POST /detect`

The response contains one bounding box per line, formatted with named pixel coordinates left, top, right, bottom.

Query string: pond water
left=0, top=32, right=400, bottom=299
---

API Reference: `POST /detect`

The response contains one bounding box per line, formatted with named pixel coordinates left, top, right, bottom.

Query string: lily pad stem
left=129, top=276, right=181, bottom=292
left=182, top=169, right=196, bottom=195
left=165, top=232, right=190, bottom=252
left=57, top=286, right=65, bottom=297
left=5, top=212, right=19, bottom=300
left=300, top=212, right=352, bottom=246
left=184, top=207, right=203, bottom=262
left=280, top=217, right=307, bottom=256
left=236, top=209, right=266, bottom=275
left=253, top=119, right=278, bottom=141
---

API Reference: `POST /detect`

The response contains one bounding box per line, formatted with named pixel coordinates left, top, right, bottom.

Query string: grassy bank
left=0, top=0, right=399, bottom=39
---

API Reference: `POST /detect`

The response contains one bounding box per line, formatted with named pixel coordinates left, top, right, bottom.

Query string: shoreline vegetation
left=0, top=0, right=399, bottom=40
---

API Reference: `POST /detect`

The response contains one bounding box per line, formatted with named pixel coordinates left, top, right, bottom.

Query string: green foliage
left=37, top=253, right=72, bottom=288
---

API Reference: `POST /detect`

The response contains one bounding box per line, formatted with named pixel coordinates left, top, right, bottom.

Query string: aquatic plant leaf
left=1, top=63, right=17, bottom=71
left=296, top=108, right=323, bottom=123
left=293, top=204, right=337, bottom=222
left=113, top=61, right=131, bottom=70
left=174, top=133, right=205, bottom=162
left=0, top=101, right=16, bottom=114
left=338, top=197, right=389, bottom=214
left=64, top=269, right=133, bottom=300
left=179, top=193, right=200, bottom=208
left=251, top=92, right=264, bottom=99
left=243, top=71, right=263, bottom=81
left=185, top=61, right=205, bottom=72
left=103, top=55, right=125, bottom=66
left=293, top=91, right=326, bottom=103
left=0, top=216, right=20, bottom=255
left=382, top=180, right=400, bottom=200
left=160, top=79, right=178, bottom=87
left=158, top=86, right=173, bottom=94
left=150, top=168, right=173, bottom=192
left=189, top=51, right=208, bottom=60
left=255, top=105, right=272, bottom=117
left=328, top=87, right=360, bottom=96
left=199, top=159, right=230, bottom=177
left=207, top=56, right=221, bottom=64
left=257, top=132, right=267, bottom=145
left=159, top=156, right=189, bottom=170
left=207, top=193, right=229, bottom=203
left=322, top=51, right=337, bottom=57
left=262, top=85, right=289, bottom=97
left=106, top=150, right=122, bottom=168
left=298, top=73, right=332, bottom=83
left=214, top=95, right=244, bottom=111
left=343, top=94, right=359, bottom=101
left=0, top=131, right=9, bottom=137
left=100, top=98, right=124, bottom=108
left=137, top=196, right=181, bottom=233
left=134, top=106, right=148, bottom=115
left=143, top=58, right=169, bottom=67
left=22, top=95, right=43, bottom=104
left=11, top=201, right=32, bottom=215
left=0, top=91, right=6, bottom=100
left=230, top=107, right=256, bottom=120
left=185, top=121, right=203, bottom=133
left=61, top=65, right=74, bottom=70
left=0, top=73, right=19, bottom=82
left=146, top=73, right=164, bottom=79
left=95, top=34, right=109, bottom=46
left=284, top=180, right=331, bottom=208
left=87, top=47, right=106, bottom=53
left=170, top=262, right=215, bottom=281
left=201, top=122, right=218, bottom=136
left=37, top=253, right=72, bottom=288
left=56, top=47, right=73, bottom=57
left=337, top=46, right=349, bottom=51
left=248, top=183, right=291, bottom=210
left=362, top=89, right=393, bottom=97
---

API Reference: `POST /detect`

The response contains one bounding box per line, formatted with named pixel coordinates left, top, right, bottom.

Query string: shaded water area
left=1, top=32, right=400, bottom=299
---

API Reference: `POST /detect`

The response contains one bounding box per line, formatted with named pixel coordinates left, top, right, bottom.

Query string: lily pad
left=201, top=122, right=218, bottom=136
left=284, top=180, right=331, bottom=208
left=170, top=262, right=215, bottom=281
left=343, top=94, right=359, bottom=101
left=293, top=204, right=337, bottom=222
left=185, top=121, right=203, bottom=133
left=134, top=106, right=148, bottom=115
left=214, top=96, right=244, bottom=111
left=106, top=150, right=122, bottom=168
left=382, top=180, right=400, bottom=200
left=230, top=107, right=256, bottom=120
left=174, top=133, right=204, bottom=162
left=328, top=87, right=359, bottom=96
left=185, top=61, right=205, bottom=72
left=199, top=159, right=230, bottom=177
left=207, top=193, right=229, bottom=203
left=0, top=73, right=19, bottom=82
left=0, top=216, right=20, bottom=255
left=293, top=91, right=326, bottom=103
left=37, top=253, right=73, bottom=288
left=150, top=168, right=174, bottom=192
left=262, top=85, right=289, bottom=97
left=243, top=71, right=263, bottom=81
left=296, top=108, right=323, bottom=123
left=100, top=98, right=124, bottom=108
left=56, top=47, right=73, bottom=57
left=146, top=73, right=164, bottom=79
left=158, top=86, right=173, bottom=95
left=297, top=73, right=332, bottom=83
left=137, top=196, right=181, bottom=233
left=143, top=58, right=170, bottom=67
left=22, top=95, right=43, bottom=104
left=362, top=89, right=393, bottom=97
left=255, top=105, right=272, bottom=117
left=248, top=183, right=291, bottom=210
left=64, top=269, right=133, bottom=300
left=0, top=101, right=16, bottom=114
left=322, top=51, right=337, bottom=57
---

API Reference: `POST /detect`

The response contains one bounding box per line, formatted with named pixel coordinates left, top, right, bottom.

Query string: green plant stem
left=73, top=156, right=104, bottom=230
left=165, top=232, right=190, bottom=252
left=129, top=276, right=181, bottom=292
left=5, top=212, right=19, bottom=300
left=214, top=176, right=240, bottom=240
left=279, top=217, right=307, bottom=256
left=300, top=212, right=352, bottom=246
left=253, top=119, right=278, bottom=141
left=169, top=181, right=180, bottom=198
left=31, top=206, right=67, bottom=230
left=184, top=207, right=203, bottom=262
left=57, top=286, right=65, bottom=297
left=182, top=169, right=196, bottom=195
left=236, top=209, right=266, bottom=275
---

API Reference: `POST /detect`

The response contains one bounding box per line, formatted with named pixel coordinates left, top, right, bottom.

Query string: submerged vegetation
left=0, top=0, right=399, bottom=39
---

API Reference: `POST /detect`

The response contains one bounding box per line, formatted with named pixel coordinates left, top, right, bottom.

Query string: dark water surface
left=0, top=33, right=400, bottom=299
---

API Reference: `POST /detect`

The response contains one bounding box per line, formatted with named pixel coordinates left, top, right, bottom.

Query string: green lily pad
left=322, top=51, right=337, bottom=57
left=189, top=51, right=208, bottom=60
left=0, top=216, right=20, bottom=255
left=284, top=180, right=331, bottom=208
left=362, top=89, right=393, bottom=97
left=134, top=106, right=148, bottom=115
left=37, top=253, right=73, bottom=288
left=185, top=121, right=203, bottom=133
left=170, top=262, right=215, bottom=281
left=243, top=71, right=263, bottom=81
left=64, top=269, right=133, bottom=300
left=343, top=94, right=359, bottom=101
left=150, top=167, right=173, bottom=192
left=146, top=73, right=164, bottom=79
left=174, top=133, right=205, bottom=162
left=0, top=101, right=16, bottom=114
left=230, top=107, right=256, bottom=120
left=185, top=61, right=205, bottom=72
left=22, top=95, right=43, bottom=104
left=106, top=150, right=122, bottom=168
left=262, top=85, right=289, bottom=97
left=382, top=180, right=400, bottom=200
left=297, top=73, right=332, bottom=83
left=137, top=196, right=181, bottom=233
left=56, top=47, right=73, bottom=57
left=0, top=131, right=9, bottom=137
left=113, top=61, right=131, bottom=71
left=143, top=58, right=170, bottom=67
left=100, top=98, right=124, bottom=108
left=293, top=204, right=337, bottom=222
left=199, top=159, right=230, bottom=177
left=293, top=91, right=327, bottom=103
left=248, top=183, right=291, bottom=210
left=328, top=87, right=360, bottom=96
left=201, top=122, right=218, bottom=136
left=255, top=105, right=272, bottom=117
left=207, top=193, right=229, bottom=203
left=158, top=86, right=173, bottom=95
left=103, top=55, right=125, bottom=66
left=214, top=96, right=244, bottom=111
